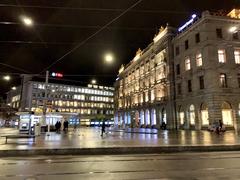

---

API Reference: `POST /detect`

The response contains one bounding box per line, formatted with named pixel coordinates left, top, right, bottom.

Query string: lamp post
left=43, top=70, right=50, bottom=135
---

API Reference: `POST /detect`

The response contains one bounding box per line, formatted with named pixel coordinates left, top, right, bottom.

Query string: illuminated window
left=145, top=91, right=149, bottom=102
left=151, top=89, right=155, bottom=101
left=220, top=73, right=227, bottom=87
left=239, top=103, right=240, bottom=116
left=185, top=58, right=191, bottom=70
left=189, top=105, right=195, bottom=125
left=218, top=49, right=226, bottom=63
left=74, top=101, right=77, bottom=107
left=200, top=103, right=209, bottom=125
left=196, top=53, right=202, bottom=66
left=234, top=49, right=240, bottom=64
left=221, top=102, right=233, bottom=125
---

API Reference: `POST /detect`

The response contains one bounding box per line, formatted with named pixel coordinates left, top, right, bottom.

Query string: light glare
left=105, top=54, right=113, bottom=63
left=229, top=26, right=237, bottom=33
left=3, top=75, right=11, bottom=81
left=12, top=86, right=16, bottom=90
left=91, top=79, right=96, bottom=84
left=21, top=16, right=33, bottom=26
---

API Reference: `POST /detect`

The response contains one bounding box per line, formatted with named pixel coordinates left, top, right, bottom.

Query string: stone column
left=194, top=108, right=201, bottom=130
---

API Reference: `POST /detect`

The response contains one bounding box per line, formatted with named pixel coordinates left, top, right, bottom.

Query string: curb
left=1, top=145, right=240, bottom=157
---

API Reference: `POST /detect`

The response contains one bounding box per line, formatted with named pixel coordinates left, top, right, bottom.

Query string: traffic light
left=51, top=72, right=63, bottom=78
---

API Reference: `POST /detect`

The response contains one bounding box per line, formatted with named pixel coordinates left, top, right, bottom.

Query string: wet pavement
left=0, top=127, right=239, bottom=151
left=1, top=152, right=240, bottom=180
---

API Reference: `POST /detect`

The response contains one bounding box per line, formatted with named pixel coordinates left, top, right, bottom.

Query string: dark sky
left=0, top=0, right=239, bottom=97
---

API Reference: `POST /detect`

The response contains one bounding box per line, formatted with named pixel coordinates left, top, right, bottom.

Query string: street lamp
left=3, top=75, right=11, bottom=81
left=20, top=16, right=33, bottom=26
left=11, top=86, right=16, bottom=90
left=104, top=53, right=114, bottom=64
left=91, top=79, right=97, bottom=84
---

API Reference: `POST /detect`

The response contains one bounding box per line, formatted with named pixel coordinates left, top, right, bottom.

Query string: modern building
left=7, top=78, right=114, bottom=128
left=115, top=9, right=240, bottom=130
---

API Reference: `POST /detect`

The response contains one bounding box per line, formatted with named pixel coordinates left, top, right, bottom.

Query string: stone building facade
left=115, top=9, right=240, bottom=130
left=174, top=10, right=240, bottom=130
left=114, top=26, right=176, bottom=129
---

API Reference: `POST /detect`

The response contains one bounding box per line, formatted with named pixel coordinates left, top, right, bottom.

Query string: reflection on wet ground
left=0, top=127, right=239, bottom=150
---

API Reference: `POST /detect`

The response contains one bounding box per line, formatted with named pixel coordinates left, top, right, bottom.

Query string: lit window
left=234, top=49, right=240, bottom=64
left=218, top=49, right=226, bottom=63
left=151, top=89, right=155, bottom=101
left=196, top=53, right=202, bottom=66
left=145, top=91, right=149, bottom=102
left=185, top=58, right=191, bottom=70
left=189, top=105, right=195, bottom=125
left=220, top=73, right=227, bottom=88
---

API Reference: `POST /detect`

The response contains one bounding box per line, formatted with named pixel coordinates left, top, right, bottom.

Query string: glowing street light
left=3, top=75, right=11, bottom=81
left=12, top=86, right=16, bottom=90
left=21, top=16, right=33, bottom=26
left=91, top=79, right=97, bottom=84
left=229, top=26, right=237, bottom=33
left=105, top=54, right=114, bottom=64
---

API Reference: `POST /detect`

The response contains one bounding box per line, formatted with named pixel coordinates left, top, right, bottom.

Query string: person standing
left=101, top=121, right=106, bottom=136
left=63, top=120, right=69, bottom=133
left=219, top=119, right=223, bottom=132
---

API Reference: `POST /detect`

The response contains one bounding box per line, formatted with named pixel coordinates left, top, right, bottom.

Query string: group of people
left=208, top=120, right=225, bottom=134
left=55, top=120, right=69, bottom=133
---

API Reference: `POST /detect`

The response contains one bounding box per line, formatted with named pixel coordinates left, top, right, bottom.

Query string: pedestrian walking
left=63, top=120, right=69, bottom=133
left=55, top=121, right=61, bottom=133
left=101, top=121, right=106, bottom=136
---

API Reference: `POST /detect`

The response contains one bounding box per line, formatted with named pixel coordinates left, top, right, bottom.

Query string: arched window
left=162, top=108, right=167, bottom=124
left=145, top=109, right=150, bottom=125
left=178, top=106, right=184, bottom=125
left=239, top=103, right=240, bottom=116
left=140, top=110, right=145, bottom=125
left=151, top=109, right=156, bottom=125
left=200, top=103, right=209, bottom=125
left=189, top=105, right=195, bottom=125
left=135, top=111, right=140, bottom=126
left=221, top=102, right=233, bottom=125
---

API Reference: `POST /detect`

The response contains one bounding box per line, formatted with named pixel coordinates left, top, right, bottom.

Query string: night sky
left=0, top=0, right=239, bottom=97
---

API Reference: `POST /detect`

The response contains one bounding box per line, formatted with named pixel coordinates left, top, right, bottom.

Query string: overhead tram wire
left=39, top=0, right=145, bottom=74
left=0, top=63, right=31, bottom=73
left=0, top=4, right=190, bottom=14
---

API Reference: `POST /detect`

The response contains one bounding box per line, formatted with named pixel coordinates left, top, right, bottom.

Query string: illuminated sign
left=178, top=14, right=197, bottom=32
left=51, top=72, right=63, bottom=78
